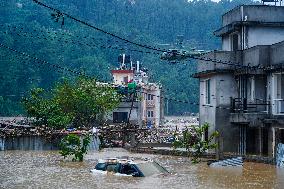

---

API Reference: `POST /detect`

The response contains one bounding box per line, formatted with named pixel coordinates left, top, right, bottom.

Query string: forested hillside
left=0, top=0, right=255, bottom=115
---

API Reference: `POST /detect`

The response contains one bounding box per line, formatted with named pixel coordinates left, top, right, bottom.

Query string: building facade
left=106, top=54, right=164, bottom=128
left=194, top=5, right=284, bottom=157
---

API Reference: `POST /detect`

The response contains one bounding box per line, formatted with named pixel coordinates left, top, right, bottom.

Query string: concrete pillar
left=268, top=126, right=274, bottom=157
left=273, top=127, right=276, bottom=158
left=216, top=136, right=224, bottom=160
left=259, top=127, right=262, bottom=155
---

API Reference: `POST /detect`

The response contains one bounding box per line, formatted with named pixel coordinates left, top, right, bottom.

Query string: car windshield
left=136, top=162, right=168, bottom=176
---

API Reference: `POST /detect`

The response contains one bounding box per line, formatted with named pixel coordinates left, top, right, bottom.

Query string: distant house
left=106, top=54, right=164, bottom=128
left=193, top=5, right=284, bottom=157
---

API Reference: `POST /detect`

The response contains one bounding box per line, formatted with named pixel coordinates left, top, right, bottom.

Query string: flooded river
left=1, top=148, right=284, bottom=189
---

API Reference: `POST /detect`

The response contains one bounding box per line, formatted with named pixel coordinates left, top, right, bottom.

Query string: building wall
left=141, top=87, right=163, bottom=127
left=222, top=36, right=231, bottom=51
left=197, top=51, right=242, bottom=73
left=247, top=27, right=284, bottom=49
left=106, top=106, right=140, bottom=125
left=112, top=73, right=134, bottom=85
left=199, top=73, right=238, bottom=152
left=270, top=40, right=284, bottom=65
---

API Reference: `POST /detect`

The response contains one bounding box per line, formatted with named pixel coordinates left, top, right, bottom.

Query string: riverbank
left=127, top=147, right=275, bottom=165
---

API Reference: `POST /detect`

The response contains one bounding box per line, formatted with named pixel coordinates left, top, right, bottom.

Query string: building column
left=259, top=127, right=262, bottom=155
left=268, top=126, right=275, bottom=158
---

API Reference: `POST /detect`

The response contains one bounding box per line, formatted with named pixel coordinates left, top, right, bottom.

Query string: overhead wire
left=30, top=0, right=267, bottom=71
left=0, top=30, right=234, bottom=109
left=31, top=0, right=166, bottom=53
left=1, top=43, right=239, bottom=111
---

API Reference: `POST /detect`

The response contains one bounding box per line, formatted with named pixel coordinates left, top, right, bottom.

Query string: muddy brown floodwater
left=0, top=148, right=284, bottom=189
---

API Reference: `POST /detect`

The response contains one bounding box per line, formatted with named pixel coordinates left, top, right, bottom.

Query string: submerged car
left=91, top=158, right=169, bottom=177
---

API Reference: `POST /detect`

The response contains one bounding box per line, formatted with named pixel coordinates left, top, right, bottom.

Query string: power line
left=2, top=23, right=266, bottom=74
left=1, top=24, right=161, bottom=56
left=31, top=0, right=166, bottom=53
left=1, top=26, right=265, bottom=110
left=7, top=1, right=268, bottom=72
left=1, top=43, right=240, bottom=111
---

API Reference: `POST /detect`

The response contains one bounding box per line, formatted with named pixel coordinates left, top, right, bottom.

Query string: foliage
left=22, top=77, right=121, bottom=129
left=59, top=134, right=91, bottom=162
left=0, top=0, right=256, bottom=116
left=173, top=123, right=219, bottom=163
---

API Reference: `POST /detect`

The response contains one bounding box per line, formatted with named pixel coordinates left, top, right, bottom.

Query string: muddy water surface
left=0, top=148, right=283, bottom=189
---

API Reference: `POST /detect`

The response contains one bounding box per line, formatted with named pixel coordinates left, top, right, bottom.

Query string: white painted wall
left=222, top=36, right=231, bottom=51
left=247, top=27, right=284, bottom=49
left=113, top=73, right=134, bottom=85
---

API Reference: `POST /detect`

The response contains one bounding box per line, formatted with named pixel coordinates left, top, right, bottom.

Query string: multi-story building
left=106, top=54, right=164, bottom=128
left=193, top=5, right=284, bottom=157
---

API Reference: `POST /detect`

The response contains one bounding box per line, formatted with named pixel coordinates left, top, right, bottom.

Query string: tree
left=59, top=133, right=91, bottom=162
left=22, top=77, right=121, bottom=129
left=173, top=123, right=219, bottom=163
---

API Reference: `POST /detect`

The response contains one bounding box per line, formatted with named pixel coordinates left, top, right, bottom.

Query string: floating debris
left=209, top=157, right=243, bottom=167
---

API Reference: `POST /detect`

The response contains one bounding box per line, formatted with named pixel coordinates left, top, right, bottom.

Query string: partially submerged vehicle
left=91, top=158, right=169, bottom=177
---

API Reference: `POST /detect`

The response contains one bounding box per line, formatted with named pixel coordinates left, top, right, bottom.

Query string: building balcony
left=230, top=98, right=270, bottom=126
left=230, top=98, right=270, bottom=114
left=146, top=100, right=155, bottom=107
left=194, top=51, right=242, bottom=77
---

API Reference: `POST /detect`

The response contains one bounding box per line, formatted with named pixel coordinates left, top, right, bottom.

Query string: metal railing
left=146, top=100, right=155, bottom=107
left=230, top=98, right=270, bottom=113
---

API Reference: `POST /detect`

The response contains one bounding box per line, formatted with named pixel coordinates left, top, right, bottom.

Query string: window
left=123, top=76, right=128, bottom=84
left=205, top=79, right=211, bottom=104
left=147, top=94, right=154, bottom=101
left=113, top=112, right=128, bottom=123
left=272, top=73, right=284, bottom=114
left=147, top=111, right=154, bottom=118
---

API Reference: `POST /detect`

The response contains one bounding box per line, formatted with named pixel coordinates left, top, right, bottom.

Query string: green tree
left=173, top=123, right=219, bottom=163
left=59, top=133, right=91, bottom=162
left=22, top=77, right=121, bottom=129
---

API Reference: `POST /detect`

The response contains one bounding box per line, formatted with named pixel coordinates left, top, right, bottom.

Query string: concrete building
left=106, top=54, right=164, bottom=127
left=193, top=5, right=284, bottom=157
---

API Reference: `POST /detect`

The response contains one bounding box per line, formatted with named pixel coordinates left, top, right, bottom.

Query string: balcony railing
left=146, top=100, right=155, bottom=107
left=230, top=98, right=270, bottom=113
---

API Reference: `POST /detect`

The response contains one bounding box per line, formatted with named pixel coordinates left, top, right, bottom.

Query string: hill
left=0, top=0, right=255, bottom=115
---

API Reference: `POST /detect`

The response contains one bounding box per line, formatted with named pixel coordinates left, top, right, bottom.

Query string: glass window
left=147, top=111, right=154, bottom=118
left=120, top=164, right=137, bottom=175
left=147, top=94, right=154, bottom=100
left=95, top=163, right=106, bottom=171
left=136, top=162, right=168, bottom=177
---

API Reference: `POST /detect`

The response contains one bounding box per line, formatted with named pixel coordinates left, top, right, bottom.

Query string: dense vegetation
left=0, top=0, right=255, bottom=116
left=22, top=77, right=121, bottom=129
